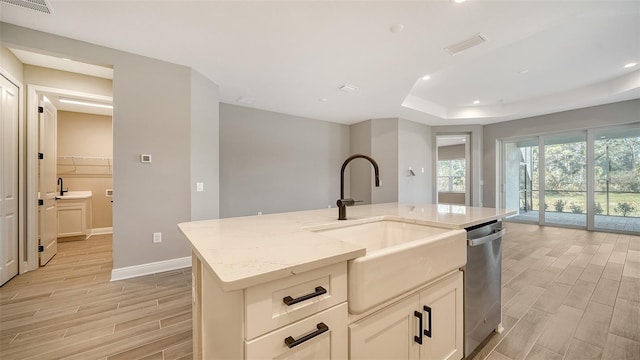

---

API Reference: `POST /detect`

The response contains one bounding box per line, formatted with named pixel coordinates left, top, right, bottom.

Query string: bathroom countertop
left=178, top=203, right=516, bottom=291
left=56, top=191, right=93, bottom=200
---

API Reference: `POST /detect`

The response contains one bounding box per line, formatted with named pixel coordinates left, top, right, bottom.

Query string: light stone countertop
left=55, top=190, right=93, bottom=200
left=178, top=202, right=516, bottom=291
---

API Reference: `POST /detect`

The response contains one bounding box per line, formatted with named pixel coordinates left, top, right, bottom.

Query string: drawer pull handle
left=284, top=322, right=329, bottom=348
left=283, top=286, right=327, bottom=306
left=414, top=311, right=423, bottom=345
left=423, top=305, right=432, bottom=338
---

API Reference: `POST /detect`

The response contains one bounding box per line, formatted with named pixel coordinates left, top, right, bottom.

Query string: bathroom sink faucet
left=57, top=177, right=67, bottom=196
left=337, top=154, right=380, bottom=220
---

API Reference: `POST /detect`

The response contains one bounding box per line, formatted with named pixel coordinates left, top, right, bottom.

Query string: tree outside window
left=438, top=159, right=465, bottom=192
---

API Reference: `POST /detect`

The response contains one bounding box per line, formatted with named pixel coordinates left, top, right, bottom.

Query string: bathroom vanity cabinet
left=56, top=191, right=92, bottom=240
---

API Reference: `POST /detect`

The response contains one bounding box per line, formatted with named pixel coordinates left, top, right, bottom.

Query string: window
left=437, top=159, right=466, bottom=192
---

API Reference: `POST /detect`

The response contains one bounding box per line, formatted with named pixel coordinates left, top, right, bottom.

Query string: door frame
left=0, top=67, right=26, bottom=274
left=434, top=133, right=472, bottom=206
left=25, top=84, right=112, bottom=271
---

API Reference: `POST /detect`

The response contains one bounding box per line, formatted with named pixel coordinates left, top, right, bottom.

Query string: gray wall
left=398, top=119, right=432, bottom=204
left=349, top=118, right=432, bottom=205
left=371, top=119, right=399, bottom=204
left=1, top=46, right=23, bottom=83
left=2, top=23, right=220, bottom=270
left=349, top=121, right=372, bottom=203
left=190, top=70, right=220, bottom=221
left=483, top=99, right=640, bottom=208
left=219, top=103, right=349, bottom=217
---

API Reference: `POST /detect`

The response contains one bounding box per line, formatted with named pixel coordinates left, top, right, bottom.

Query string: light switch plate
left=140, top=154, right=152, bottom=163
left=196, top=182, right=204, bottom=192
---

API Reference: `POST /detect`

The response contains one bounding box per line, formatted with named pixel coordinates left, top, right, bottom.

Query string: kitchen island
left=178, top=203, right=515, bottom=359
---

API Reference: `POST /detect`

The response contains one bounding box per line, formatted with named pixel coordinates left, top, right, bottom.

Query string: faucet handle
left=337, top=198, right=356, bottom=207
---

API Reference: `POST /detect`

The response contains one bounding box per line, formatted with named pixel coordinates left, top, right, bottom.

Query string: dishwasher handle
left=467, top=228, right=504, bottom=247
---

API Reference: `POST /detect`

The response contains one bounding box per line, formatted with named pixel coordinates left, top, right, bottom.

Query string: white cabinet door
left=419, top=272, right=463, bottom=360
left=349, top=294, right=420, bottom=360
left=246, top=303, right=348, bottom=360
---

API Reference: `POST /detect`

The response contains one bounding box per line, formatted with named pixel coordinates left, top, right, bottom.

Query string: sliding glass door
left=501, top=124, right=640, bottom=234
left=503, top=139, right=539, bottom=223
left=593, top=127, right=640, bottom=232
left=543, top=133, right=587, bottom=227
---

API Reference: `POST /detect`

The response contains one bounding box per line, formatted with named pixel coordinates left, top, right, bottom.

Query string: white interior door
left=38, top=97, right=57, bottom=266
left=0, top=74, right=20, bottom=285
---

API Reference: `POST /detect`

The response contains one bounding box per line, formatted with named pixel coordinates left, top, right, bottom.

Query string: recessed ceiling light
left=60, top=98, right=113, bottom=109
left=389, top=24, right=404, bottom=33
left=237, top=96, right=256, bottom=104
left=624, top=62, right=637, bottom=68
left=339, top=84, right=357, bottom=92
left=473, top=100, right=480, bottom=105
left=518, top=69, right=529, bottom=74
left=319, top=98, right=328, bottom=102
left=453, top=0, right=466, bottom=3
left=422, top=75, right=431, bottom=81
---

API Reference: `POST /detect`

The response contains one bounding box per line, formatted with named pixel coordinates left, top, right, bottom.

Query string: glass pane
left=452, top=177, right=465, bottom=192
left=544, top=133, right=586, bottom=227
left=437, top=177, right=451, bottom=192
left=504, top=139, right=539, bottom=223
left=594, top=127, right=640, bottom=232
left=437, top=161, right=451, bottom=176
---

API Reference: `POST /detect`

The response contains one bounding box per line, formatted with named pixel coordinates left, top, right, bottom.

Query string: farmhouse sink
left=312, top=219, right=467, bottom=314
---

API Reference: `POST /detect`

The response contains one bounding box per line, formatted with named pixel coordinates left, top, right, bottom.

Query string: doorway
left=28, top=85, right=114, bottom=269
left=436, top=134, right=470, bottom=205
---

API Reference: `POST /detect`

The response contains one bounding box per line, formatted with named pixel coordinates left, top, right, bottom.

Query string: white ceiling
left=1, top=0, right=638, bottom=126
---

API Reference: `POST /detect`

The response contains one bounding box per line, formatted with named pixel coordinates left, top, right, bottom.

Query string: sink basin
left=312, top=219, right=467, bottom=314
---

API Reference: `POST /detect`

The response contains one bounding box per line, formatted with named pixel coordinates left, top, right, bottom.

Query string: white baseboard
left=110, top=256, right=192, bottom=281
left=91, top=227, right=113, bottom=235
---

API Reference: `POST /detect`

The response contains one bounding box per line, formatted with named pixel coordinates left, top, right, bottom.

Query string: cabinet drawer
left=246, top=262, right=347, bottom=339
left=245, top=303, right=348, bottom=360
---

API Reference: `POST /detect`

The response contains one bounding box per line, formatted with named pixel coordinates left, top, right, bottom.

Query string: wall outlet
left=152, top=232, right=162, bottom=243
left=196, top=182, right=204, bottom=192
left=257, top=211, right=262, bottom=216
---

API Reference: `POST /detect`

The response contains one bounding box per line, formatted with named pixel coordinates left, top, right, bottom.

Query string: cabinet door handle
left=423, top=305, right=432, bottom=338
left=414, top=311, right=423, bottom=345
left=283, top=286, right=327, bottom=306
left=284, top=322, right=329, bottom=348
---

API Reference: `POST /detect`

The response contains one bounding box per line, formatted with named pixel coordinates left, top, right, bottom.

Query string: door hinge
left=38, top=245, right=44, bottom=252
left=38, top=199, right=44, bottom=206
left=38, top=106, right=44, bottom=113
left=38, top=153, right=44, bottom=160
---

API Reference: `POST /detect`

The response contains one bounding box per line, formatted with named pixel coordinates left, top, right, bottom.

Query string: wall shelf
left=57, top=155, right=113, bottom=176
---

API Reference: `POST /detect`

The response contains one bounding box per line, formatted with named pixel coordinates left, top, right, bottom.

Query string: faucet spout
left=338, top=154, right=380, bottom=220
left=57, top=177, right=65, bottom=196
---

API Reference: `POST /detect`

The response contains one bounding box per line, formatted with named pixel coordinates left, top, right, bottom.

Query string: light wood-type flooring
left=1, top=224, right=639, bottom=360
left=470, top=222, right=640, bottom=360
left=0, top=234, right=192, bottom=360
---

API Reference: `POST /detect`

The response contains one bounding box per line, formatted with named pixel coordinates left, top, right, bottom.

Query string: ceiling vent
left=237, top=96, right=256, bottom=105
left=1, top=0, right=53, bottom=14
left=444, top=33, right=487, bottom=56
left=339, top=84, right=357, bottom=92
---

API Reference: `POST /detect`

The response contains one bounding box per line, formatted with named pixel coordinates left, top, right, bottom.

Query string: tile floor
left=469, top=222, right=640, bottom=360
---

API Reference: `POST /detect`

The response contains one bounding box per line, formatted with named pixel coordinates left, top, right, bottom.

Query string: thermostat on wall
left=140, top=154, right=152, bottom=163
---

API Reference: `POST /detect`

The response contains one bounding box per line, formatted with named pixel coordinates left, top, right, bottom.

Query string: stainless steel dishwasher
left=464, top=220, right=505, bottom=357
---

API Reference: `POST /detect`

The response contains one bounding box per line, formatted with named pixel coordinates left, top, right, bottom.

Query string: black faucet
left=57, top=177, right=66, bottom=196
left=337, top=154, right=380, bottom=220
